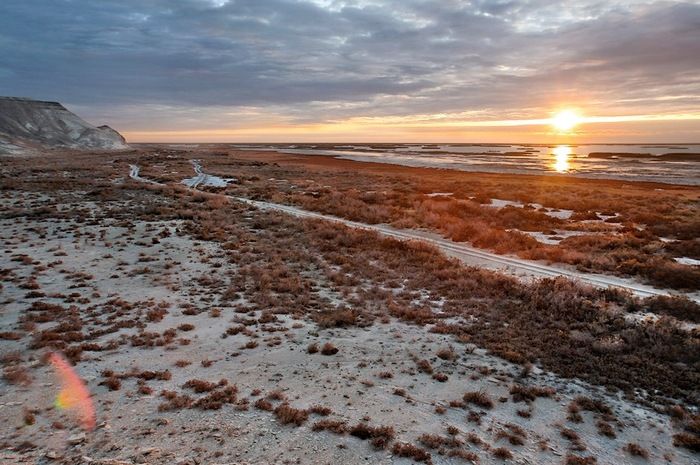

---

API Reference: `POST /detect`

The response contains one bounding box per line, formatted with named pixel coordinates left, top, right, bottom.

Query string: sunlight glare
left=551, top=110, right=580, bottom=132
left=552, top=145, right=571, bottom=173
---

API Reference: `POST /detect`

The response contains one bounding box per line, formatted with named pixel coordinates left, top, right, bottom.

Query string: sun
left=551, top=110, right=581, bottom=132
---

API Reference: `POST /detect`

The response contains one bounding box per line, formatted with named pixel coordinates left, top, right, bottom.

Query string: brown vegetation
left=462, top=390, right=494, bottom=409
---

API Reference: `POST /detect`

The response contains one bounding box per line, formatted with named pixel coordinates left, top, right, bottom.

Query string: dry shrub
left=463, top=390, right=494, bottom=409
left=23, top=409, right=36, bottom=426
left=138, top=384, right=154, bottom=395
left=0, top=331, right=23, bottom=340
left=146, top=308, right=167, bottom=322
left=391, top=442, right=432, bottom=463
left=560, top=428, right=580, bottom=441
left=509, top=384, right=555, bottom=403
left=307, top=343, right=319, bottom=354
left=312, top=419, right=347, bottom=434
left=320, top=342, right=338, bottom=355
left=308, top=405, right=332, bottom=416
left=243, top=340, right=258, bottom=349
left=349, top=423, right=395, bottom=449
left=596, top=421, right=616, bottom=438
left=273, top=403, right=309, bottom=426
left=565, top=455, right=597, bottom=465
left=447, top=449, right=479, bottom=461
left=192, top=385, right=238, bottom=410
left=492, top=447, right=513, bottom=460
left=643, top=295, right=700, bottom=323
left=178, top=323, right=195, bottom=331
left=418, top=433, right=461, bottom=449
left=436, top=347, right=457, bottom=361
left=182, top=379, right=226, bottom=393
left=624, top=443, right=649, bottom=459
left=254, top=398, right=274, bottom=411
left=158, top=391, right=193, bottom=411
left=673, top=432, right=700, bottom=452
left=267, top=389, right=286, bottom=401
left=432, top=372, right=448, bottom=382
left=573, top=396, right=612, bottom=416
left=496, top=423, right=527, bottom=446
left=567, top=402, right=583, bottom=423
left=99, top=376, right=121, bottom=391
left=313, top=307, right=358, bottom=328
left=3, top=366, right=32, bottom=386
left=137, top=369, right=172, bottom=381
left=416, top=359, right=433, bottom=374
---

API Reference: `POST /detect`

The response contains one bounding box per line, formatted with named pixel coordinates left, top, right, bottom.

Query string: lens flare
left=49, top=352, right=96, bottom=431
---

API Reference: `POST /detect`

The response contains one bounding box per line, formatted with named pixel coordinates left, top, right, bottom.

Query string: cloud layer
left=1, top=0, right=699, bottom=140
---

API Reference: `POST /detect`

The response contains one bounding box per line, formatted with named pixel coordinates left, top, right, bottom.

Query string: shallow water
left=232, top=143, right=700, bottom=185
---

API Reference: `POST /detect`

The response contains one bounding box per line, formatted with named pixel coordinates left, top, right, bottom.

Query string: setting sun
left=551, top=110, right=581, bottom=132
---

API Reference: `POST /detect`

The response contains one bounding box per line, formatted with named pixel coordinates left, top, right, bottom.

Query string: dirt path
left=128, top=164, right=694, bottom=301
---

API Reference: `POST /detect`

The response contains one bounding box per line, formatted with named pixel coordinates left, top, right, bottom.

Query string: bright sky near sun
left=1, top=0, right=699, bottom=142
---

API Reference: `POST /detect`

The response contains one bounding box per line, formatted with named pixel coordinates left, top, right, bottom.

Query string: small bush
left=492, top=447, right=513, bottom=460
left=437, top=347, right=457, bottom=361
left=463, top=390, right=494, bottom=409
left=596, top=421, right=616, bottom=438
left=391, top=442, right=431, bottom=463
left=273, top=403, right=309, bottom=426
left=565, top=456, right=597, bottom=465
left=673, top=432, right=700, bottom=452
left=624, top=443, right=648, bottom=459
left=309, top=405, right=332, bottom=416
left=509, top=384, right=555, bottom=403
left=416, top=359, right=433, bottom=374
left=254, top=398, right=273, bottom=411
left=349, top=423, right=395, bottom=449
left=312, top=419, right=347, bottom=434
left=320, top=342, right=338, bottom=355
left=99, top=376, right=121, bottom=391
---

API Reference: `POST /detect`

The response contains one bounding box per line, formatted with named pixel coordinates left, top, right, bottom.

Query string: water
left=231, top=143, right=700, bottom=185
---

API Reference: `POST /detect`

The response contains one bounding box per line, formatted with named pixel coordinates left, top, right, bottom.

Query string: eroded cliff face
left=0, top=97, right=128, bottom=154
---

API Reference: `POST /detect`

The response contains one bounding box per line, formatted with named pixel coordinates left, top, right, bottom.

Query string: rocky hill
left=0, top=97, right=128, bottom=154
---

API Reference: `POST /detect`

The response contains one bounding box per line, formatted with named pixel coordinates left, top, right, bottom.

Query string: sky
left=1, top=0, right=699, bottom=143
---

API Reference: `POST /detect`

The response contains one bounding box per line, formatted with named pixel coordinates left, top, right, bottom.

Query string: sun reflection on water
left=552, top=145, right=571, bottom=173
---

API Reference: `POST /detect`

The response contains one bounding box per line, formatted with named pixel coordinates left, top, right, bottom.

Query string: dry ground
left=0, top=150, right=698, bottom=465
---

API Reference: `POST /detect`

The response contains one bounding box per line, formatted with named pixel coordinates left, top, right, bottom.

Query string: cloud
left=0, top=0, right=698, bottom=135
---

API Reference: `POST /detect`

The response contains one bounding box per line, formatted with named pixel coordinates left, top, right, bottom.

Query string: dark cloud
left=0, top=0, right=698, bottom=131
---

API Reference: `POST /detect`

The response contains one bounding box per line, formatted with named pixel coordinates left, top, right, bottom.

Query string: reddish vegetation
left=509, top=384, right=555, bottom=403
left=320, top=342, right=338, bottom=355
left=492, top=447, right=513, bottom=460
left=463, top=391, right=494, bottom=409
left=273, top=403, right=309, bottom=426
left=624, top=443, right=649, bottom=459
left=391, top=442, right=432, bottom=463
left=224, top=149, right=700, bottom=291
left=312, top=419, right=347, bottom=434
left=349, top=423, right=395, bottom=449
